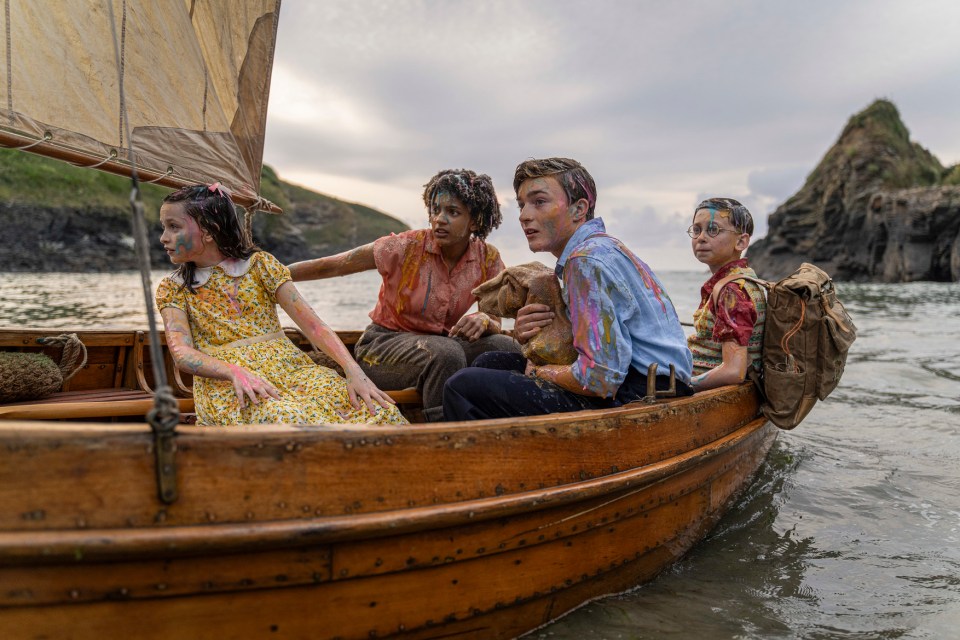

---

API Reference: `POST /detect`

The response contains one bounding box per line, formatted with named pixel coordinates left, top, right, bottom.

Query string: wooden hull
left=0, top=329, right=777, bottom=638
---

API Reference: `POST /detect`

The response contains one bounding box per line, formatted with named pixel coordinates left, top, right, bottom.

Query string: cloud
left=264, top=0, right=960, bottom=269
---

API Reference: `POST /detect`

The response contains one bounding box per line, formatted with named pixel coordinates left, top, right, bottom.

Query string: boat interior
left=0, top=329, right=425, bottom=424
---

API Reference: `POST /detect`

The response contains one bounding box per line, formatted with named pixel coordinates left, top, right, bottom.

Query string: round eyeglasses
left=687, top=223, right=741, bottom=239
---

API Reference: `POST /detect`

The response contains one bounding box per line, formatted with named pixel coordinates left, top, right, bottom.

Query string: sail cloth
left=0, top=0, right=281, bottom=212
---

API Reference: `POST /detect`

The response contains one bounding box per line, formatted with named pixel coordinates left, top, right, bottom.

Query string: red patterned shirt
left=687, top=259, right=766, bottom=375
left=368, top=229, right=504, bottom=335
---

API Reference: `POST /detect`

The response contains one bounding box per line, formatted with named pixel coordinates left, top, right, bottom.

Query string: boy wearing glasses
left=687, top=198, right=766, bottom=392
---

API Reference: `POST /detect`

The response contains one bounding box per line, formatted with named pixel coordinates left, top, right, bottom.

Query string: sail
left=0, top=0, right=281, bottom=212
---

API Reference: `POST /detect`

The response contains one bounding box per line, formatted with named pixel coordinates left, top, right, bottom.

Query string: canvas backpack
left=709, top=263, right=857, bottom=429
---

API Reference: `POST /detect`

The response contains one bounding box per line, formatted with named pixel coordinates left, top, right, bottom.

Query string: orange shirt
left=369, top=229, right=504, bottom=335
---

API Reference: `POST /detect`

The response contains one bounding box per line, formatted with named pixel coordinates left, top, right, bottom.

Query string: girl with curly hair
left=289, top=169, right=520, bottom=420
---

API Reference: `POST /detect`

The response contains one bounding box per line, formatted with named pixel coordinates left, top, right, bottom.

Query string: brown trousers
left=353, top=323, right=521, bottom=418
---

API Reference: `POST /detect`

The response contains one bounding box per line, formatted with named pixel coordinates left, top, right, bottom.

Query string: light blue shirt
left=556, top=218, right=693, bottom=397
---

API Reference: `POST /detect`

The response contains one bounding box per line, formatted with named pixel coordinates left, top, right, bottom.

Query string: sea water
left=1, top=270, right=958, bottom=639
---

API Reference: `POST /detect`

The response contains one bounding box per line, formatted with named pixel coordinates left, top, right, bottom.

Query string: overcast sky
left=262, top=0, right=960, bottom=271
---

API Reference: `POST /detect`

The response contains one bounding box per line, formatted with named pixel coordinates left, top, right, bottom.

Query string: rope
left=9, top=130, right=53, bottom=150
left=4, top=0, right=11, bottom=122
left=780, top=298, right=806, bottom=372
left=244, top=206, right=255, bottom=240
left=147, top=385, right=181, bottom=433
left=143, top=166, right=174, bottom=184
left=36, top=333, right=88, bottom=382
left=71, top=148, right=118, bottom=170
left=108, top=0, right=178, bottom=503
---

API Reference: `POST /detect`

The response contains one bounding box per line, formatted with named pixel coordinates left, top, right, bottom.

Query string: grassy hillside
left=0, top=148, right=408, bottom=269
left=0, top=147, right=169, bottom=212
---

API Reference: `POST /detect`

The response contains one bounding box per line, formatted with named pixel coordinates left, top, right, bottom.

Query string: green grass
left=0, top=149, right=407, bottom=249
left=943, top=164, right=960, bottom=186
left=805, top=99, right=944, bottom=190
left=0, top=147, right=168, bottom=214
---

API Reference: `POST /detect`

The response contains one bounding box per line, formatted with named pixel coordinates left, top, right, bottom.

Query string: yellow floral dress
left=155, top=252, right=408, bottom=427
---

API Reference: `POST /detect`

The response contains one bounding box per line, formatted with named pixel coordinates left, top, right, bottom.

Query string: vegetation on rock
left=749, top=99, right=960, bottom=282
left=0, top=150, right=408, bottom=271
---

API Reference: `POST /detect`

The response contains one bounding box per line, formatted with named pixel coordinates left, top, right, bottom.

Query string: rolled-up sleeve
left=564, top=256, right=632, bottom=398
left=711, top=284, right=758, bottom=346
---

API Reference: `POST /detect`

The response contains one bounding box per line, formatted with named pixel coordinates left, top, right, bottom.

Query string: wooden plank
left=0, top=397, right=194, bottom=420
left=1, top=390, right=148, bottom=406
left=0, top=470, right=747, bottom=639
left=0, top=330, right=137, bottom=348
left=0, top=411, right=767, bottom=538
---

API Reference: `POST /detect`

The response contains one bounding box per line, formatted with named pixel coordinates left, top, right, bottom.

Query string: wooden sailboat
left=0, top=2, right=777, bottom=638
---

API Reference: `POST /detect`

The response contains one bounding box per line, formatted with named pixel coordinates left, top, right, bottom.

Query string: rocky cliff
left=0, top=150, right=408, bottom=272
left=748, top=100, right=960, bottom=282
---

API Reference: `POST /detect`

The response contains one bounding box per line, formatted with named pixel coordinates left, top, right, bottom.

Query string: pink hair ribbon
left=208, top=182, right=232, bottom=198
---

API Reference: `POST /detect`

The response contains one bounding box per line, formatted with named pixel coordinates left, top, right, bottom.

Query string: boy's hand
left=514, top=303, right=554, bottom=344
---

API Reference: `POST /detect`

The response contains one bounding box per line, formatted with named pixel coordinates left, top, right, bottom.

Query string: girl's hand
left=450, top=312, right=497, bottom=342
left=514, top=303, right=554, bottom=344
left=227, top=364, right=281, bottom=409
left=345, top=368, right=397, bottom=415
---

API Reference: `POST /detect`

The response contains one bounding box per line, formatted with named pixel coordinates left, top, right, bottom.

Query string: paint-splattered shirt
left=557, top=218, right=693, bottom=397
left=369, top=229, right=504, bottom=335
left=688, top=259, right=766, bottom=375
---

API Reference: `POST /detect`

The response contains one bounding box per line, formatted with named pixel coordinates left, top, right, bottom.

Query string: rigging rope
left=107, top=0, right=179, bottom=504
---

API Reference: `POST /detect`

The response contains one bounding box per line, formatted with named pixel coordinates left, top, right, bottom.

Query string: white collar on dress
left=169, top=256, right=253, bottom=287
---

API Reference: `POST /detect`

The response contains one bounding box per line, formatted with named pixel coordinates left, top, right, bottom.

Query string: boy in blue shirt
left=443, top=157, right=692, bottom=420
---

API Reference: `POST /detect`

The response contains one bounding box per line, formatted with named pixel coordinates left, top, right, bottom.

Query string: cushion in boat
left=0, top=352, right=62, bottom=403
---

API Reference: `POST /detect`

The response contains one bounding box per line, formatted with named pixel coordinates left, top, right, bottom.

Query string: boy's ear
left=571, top=198, right=588, bottom=221
left=735, top=233, right=750, bottom=252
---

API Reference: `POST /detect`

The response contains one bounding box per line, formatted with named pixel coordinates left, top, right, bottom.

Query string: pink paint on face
left=159, top=203, right=205, bottom=264
left=517, top=177, right=583, bottom=258
left=159, top=202, right=222, bottom=266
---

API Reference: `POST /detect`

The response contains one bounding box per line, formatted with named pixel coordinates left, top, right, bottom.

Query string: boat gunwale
left=0, top=415, right=770, bottom=563
left=0, top=383, right=748, bottom=438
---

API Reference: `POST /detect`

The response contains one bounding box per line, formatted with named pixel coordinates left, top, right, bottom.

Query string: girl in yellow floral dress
left=155, top=183, right=407, bottom=426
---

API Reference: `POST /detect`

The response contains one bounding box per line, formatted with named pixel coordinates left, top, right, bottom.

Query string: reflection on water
left=0, top=270, right=386, bottom=330
left=2, top=272, right=959, bottom=637
left=535, top=280, right=960, bottom=639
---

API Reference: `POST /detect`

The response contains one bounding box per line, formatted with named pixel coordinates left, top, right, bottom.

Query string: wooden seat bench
left=0, top=390, right=195, bottom=421
left=1, top=328, right=422, bottom=422
left=0, top=389, right=422, bottom=422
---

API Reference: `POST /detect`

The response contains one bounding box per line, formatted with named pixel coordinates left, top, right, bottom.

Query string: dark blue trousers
left=442, top=352, right=692, bottom=421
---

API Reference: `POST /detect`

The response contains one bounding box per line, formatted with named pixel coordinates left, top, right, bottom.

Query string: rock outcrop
left=748, top=100, right=960, bottom=282
left=0, top=157, right=408, bottom=272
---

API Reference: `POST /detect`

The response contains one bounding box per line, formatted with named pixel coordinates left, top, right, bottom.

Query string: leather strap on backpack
left=708, top=273, right=770, bottom=308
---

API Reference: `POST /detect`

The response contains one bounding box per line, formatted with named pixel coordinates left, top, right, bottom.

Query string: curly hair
left=422, top=169, right=502, bottom=240
left=694, top=197, right=754, bottom=235
left=163, top=184, right=259, bottom=292
left=513, top=157, right=597, bottom=220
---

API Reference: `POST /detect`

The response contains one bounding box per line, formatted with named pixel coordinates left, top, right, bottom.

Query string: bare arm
left=524, top=360, right=603, bottom=398
left=276, top=281, right=395, bottom=413
left=288, top=243, right=376, bottom=281
left=159, top=307, right=281, bottom=408
left=690, top=341, right=749, bottom=392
